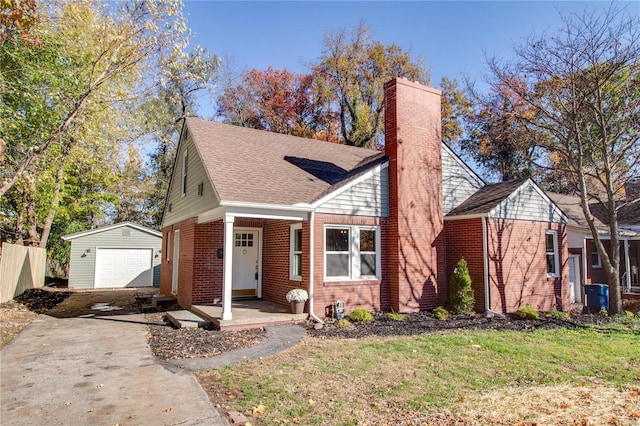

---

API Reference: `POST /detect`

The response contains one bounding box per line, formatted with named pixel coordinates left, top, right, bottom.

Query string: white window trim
left=591, top=242, right=602, bottom=268
left=546, top=230, right=560, bottom=277
left=289, top=223, right=303, bottom=281
left=181, top=151, right=188, bottom=197
left=324, top=225, right=381, bottom=281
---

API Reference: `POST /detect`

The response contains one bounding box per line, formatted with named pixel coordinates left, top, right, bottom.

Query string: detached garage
left=62, top=222, right=162, bottom=289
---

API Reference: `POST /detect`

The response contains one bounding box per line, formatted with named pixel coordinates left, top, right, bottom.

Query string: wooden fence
left=0, top=243, right=46, bottom=303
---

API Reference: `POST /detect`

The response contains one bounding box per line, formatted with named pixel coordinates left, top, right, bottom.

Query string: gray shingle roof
left=186, top=118, right=385, bottom=206
left=446, top=179, right=526, bottom=217
left=548, top=192, right=640, bottom=229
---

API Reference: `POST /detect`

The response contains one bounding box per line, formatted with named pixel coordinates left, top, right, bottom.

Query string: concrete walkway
left=1, top=314, right=227, bottom=426
left=166, top=324, right=307, bottom=372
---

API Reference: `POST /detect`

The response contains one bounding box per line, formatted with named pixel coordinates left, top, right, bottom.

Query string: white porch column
left=624, top=239, right=631, bottom=293
left=222, top=214, right=235, bottom=320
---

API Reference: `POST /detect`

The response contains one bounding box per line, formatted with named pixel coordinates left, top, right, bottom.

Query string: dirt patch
left=0, top=287, right=165, bottom=347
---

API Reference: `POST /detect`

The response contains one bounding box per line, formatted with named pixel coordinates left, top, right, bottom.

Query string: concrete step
left=166, top=310, right=211, bottom=329
left=152, top=295, right=177, bottom=308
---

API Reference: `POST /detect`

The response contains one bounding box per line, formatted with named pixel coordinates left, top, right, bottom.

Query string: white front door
left=172, top=230, right=180, bottom=293
left=568, top=254, right=581, bottom=303
left=232, top=229, right=260, bottom=297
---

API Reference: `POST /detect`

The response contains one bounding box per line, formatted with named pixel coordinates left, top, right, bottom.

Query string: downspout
left=483, top=217, right=505, bottom=318
left=482, top=217, right=490, bottom=312
left=308, top=210, right=324, bottom=324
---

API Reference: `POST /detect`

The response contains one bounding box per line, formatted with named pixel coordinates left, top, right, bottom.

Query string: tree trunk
left=39, top=165, right=66, bottom=249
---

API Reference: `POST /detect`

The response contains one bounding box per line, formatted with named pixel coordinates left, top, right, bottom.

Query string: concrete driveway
left=1, top=313, right=227, bottom=426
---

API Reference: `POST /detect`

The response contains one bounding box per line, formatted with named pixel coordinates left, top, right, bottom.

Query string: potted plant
left=286, top=289, right=308, bottom=314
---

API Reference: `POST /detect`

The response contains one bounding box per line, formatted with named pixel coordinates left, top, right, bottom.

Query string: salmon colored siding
left=444, top=219, right=486, bottom=311
left=485, top=219, right=569, bottom=313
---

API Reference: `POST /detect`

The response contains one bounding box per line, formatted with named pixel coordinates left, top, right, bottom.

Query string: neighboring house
left=160, top=78, right=570, bottom=321
left=62, top=222, right=162, bottom=289
left=550, top=188, right=640, bottom=303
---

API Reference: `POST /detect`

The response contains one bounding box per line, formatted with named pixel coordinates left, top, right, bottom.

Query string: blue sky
left=182, top=1, right=637, bottom=118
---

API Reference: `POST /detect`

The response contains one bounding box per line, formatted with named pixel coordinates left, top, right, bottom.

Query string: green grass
left=201, top=328, right=640, bottom=425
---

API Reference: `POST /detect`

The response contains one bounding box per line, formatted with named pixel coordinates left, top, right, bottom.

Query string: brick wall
left=384, top=78, right=446, bottom=312
left=160, top=218, right=197, bottom=308
left=444, top=218, right=486, bottom=311
left=192, top=221, right=223, bottom=305
left=262, top=220, right=307, bottom=308
left=312, top=213, right=386, bottom=316
left=486, top=219, right=569, bottom=313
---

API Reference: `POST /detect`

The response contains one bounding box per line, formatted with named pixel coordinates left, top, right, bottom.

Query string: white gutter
left=308, top=210, right=324, bottom=325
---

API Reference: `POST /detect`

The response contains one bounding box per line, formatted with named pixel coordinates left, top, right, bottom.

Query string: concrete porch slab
left=192, top=300, right=308, bottom=331
left=166, top=310, right=211, bottom=328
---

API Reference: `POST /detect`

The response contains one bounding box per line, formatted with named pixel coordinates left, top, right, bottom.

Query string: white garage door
left=95, top=248, right=153, bottom=288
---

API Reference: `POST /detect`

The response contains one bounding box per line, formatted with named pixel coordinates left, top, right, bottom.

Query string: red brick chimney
left=384, top=78, right=446, bottom=312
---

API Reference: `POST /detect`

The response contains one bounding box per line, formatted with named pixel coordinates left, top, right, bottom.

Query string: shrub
left=433, top=306, right=449, bottom=321
left=449, top=258, right=475, bottom=315
left=385, top=311, right=407, bottom=321
left=516, top=304, right=539, bottom=320
left=546, top=310, right=569, bottom=319
left=348, top=308, right=374, bottom=322
left=336, top=319, right=353, bottom=328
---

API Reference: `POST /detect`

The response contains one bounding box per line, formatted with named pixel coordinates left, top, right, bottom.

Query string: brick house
left=160, top=78, right=570, bottom=322
left=550, top=190, right=640, bottom=304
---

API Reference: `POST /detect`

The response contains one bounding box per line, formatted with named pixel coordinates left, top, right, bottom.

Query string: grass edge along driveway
left=198, top=328, right=640, bottom=425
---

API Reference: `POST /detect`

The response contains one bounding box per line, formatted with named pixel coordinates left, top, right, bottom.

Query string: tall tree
left=463, top=80, right=543, bottom=181
left=217, top=66, right=336, bottom=141
left=440, top=77, right=472, bottom=147
left=0, top=0, right=188, bottom=198
left=0, top=0, right=217, bottom=264
left=142, top=45, right=220, bottom=227
left=316, top=24, right=429, bottom=148
left=486, top=5, right=640, bottom=313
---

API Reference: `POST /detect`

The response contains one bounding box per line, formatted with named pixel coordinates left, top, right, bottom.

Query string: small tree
left=449, top=258, right=475, bottom=314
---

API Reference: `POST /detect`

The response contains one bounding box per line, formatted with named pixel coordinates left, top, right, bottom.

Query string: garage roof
left=61, top=222, right=161, bottom=241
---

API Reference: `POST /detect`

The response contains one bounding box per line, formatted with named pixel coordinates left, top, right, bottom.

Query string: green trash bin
left=584, top=284, right=609, bottom=312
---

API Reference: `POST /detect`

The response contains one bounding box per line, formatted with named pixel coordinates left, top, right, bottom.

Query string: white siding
left=163, top=131, right=219, bottom=227
left=68, top=226, right=162, bottom=289
left=442, top=144, right=484, bottom=214
left=490, top=181, right=565, bottom=223
left=316, top=167, right=389, bottom=217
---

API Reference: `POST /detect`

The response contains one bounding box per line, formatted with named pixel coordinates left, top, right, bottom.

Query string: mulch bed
left=3, top=287, right=620, bottom=361
left=14, top=288, right=72, bottom=313
left=146, top=313, right=266, bottom=359
left=306, top=311, right=615, bottom=339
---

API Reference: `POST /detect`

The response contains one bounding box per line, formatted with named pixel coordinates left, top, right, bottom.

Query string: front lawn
left=198, top=328, right=640, bottom=425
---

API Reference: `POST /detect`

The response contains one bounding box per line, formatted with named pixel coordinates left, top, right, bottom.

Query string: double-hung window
left=545, top=230, right=559, bottom=277
left=591, top=242, right=601, bottom=268
left=290, top=224, right=303, bottom=281
left=325, top=225, right=380, bottom=280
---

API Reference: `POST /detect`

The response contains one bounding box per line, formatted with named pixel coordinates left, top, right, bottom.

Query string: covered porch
left=621, top=238, right=639, bottom=293
left=192, top=299, right=308, bottom=331
left=196, top=202, right=315, bottom=322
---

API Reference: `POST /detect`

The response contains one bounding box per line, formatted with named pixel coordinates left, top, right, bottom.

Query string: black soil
left=307, top=311, right=614, bottom=339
